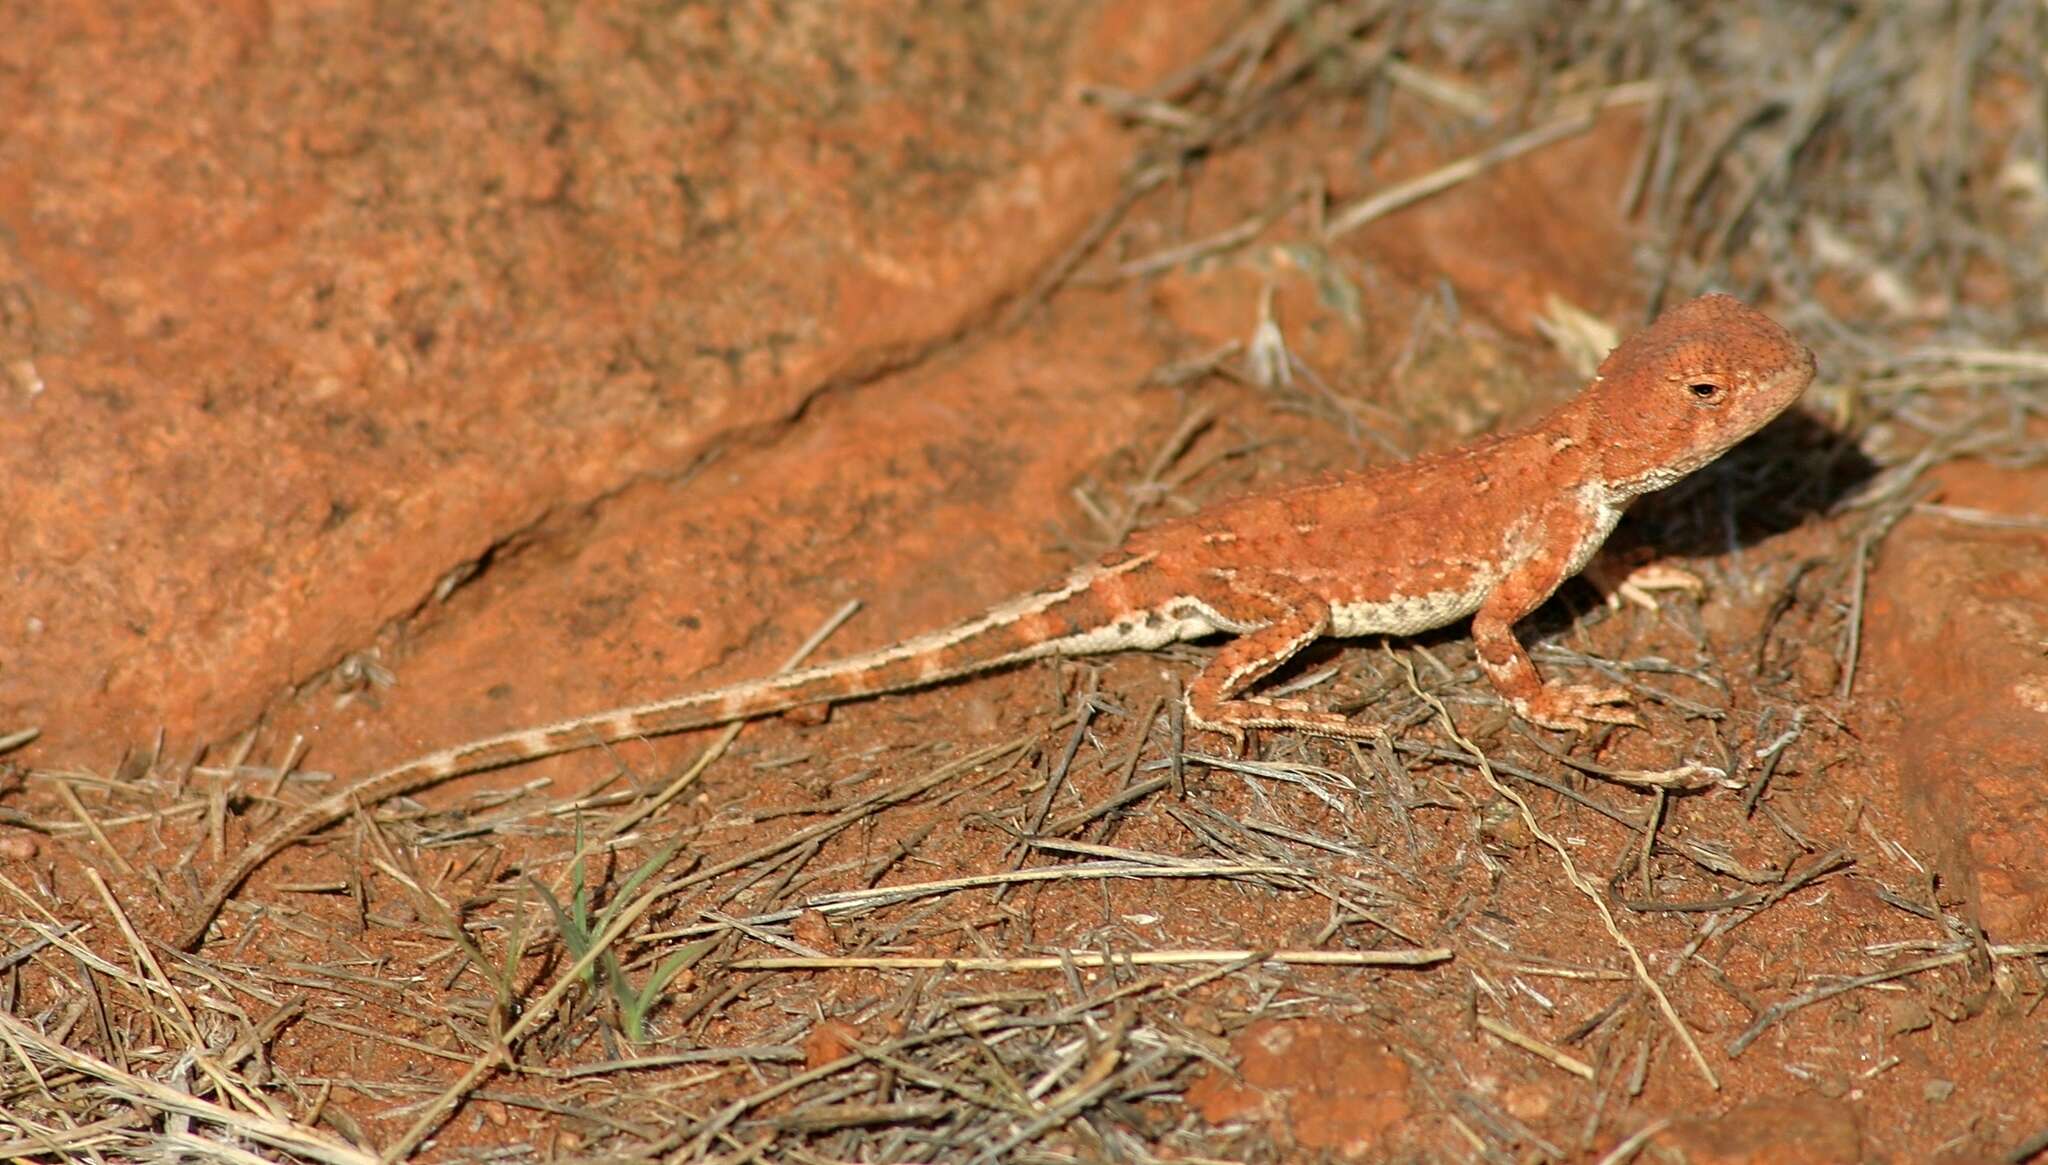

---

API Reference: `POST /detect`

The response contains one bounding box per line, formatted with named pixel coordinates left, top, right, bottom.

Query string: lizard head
left=1586, top=293, right=1817, bottom=497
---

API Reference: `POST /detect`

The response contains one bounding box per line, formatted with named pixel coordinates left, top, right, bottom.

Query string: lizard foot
left=1514, top=683, right=1639, bottom=731
left=1607, top=563, right=1704, bottom=613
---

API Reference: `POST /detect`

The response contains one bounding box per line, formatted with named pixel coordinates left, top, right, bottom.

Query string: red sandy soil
left=3, top=4, right=2044, bottom=1162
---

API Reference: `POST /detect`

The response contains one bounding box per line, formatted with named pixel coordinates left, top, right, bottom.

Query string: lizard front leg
left=1183, top=571, right=1382, bottom=742
left=1472, top=522, right=1638, bottom=731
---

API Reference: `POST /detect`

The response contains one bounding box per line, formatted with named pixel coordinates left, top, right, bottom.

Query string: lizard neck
left=1538, top=385, right=1680, bottom=501
left=1522, top=397, right=1609, bottom=493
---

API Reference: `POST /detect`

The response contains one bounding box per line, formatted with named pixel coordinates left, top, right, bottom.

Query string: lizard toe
left=1517, top=683, right=1639, bottom=730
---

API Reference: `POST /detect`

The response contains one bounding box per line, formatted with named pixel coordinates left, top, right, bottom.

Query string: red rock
left=1862, top=461, right=2048, bottom=939
left=0, top=0, right=1238, bottom=765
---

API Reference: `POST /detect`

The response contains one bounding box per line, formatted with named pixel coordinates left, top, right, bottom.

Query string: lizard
left=173, top=292, right=1815, bottom=949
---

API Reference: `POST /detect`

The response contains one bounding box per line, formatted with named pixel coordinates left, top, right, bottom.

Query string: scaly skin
left=174, top=293, right=1815, bottom=949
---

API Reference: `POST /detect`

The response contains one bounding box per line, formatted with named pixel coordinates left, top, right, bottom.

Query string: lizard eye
left=1687, top=381, right=1722, bottom=401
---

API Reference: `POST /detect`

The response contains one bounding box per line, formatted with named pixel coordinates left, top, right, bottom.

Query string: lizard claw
left=1515, top=683, right=1639, bottom=731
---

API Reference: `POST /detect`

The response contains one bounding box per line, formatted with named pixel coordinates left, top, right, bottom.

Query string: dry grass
left=7, top=1, right=2048, bottom=1161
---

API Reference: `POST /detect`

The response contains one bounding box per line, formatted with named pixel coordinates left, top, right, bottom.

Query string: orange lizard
left=175, top=292, right=1815, bottom=948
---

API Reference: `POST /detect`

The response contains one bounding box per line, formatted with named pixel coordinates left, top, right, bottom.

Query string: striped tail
left=177, top=555, right=1165, bottom=948
left=540, top=557, right=1157, bottom=748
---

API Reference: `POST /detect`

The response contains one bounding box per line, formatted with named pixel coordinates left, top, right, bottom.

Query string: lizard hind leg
left=1182, top=571, right=1383, bottom=744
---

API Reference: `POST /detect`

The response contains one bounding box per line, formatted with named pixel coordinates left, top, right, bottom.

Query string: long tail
left=176, top=556, right=1161, bottom=948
